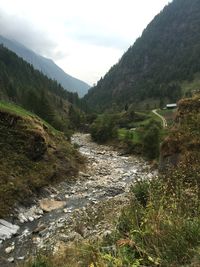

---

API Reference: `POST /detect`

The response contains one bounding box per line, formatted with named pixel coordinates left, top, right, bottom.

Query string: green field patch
left=118, top=128, right=142, bottom=144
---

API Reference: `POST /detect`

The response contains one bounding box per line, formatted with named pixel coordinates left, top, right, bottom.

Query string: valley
left=1, top=0, right=200, bottom=266
left=0, top=133, right=154, bottom=266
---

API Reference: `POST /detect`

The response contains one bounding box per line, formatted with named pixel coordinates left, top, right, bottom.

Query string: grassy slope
left=0, top=101, right=61, bottom=134
left=118, top=111, right=163, bottom=146
left=0, top=102, right=83, bottom=217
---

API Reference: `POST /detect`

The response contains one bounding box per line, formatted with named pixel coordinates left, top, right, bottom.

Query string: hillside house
left=166, top=103, right=177, bottom=109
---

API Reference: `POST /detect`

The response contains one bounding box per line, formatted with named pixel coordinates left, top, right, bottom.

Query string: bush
left=26, top=255, right=53, bottom=267
left=90, top=114, right=118, bottom=143
left=131, top=180, right=150, bottom=207
left=114, top=163, right=200, bottom=266
left=143, top=120, right=161, bottom=159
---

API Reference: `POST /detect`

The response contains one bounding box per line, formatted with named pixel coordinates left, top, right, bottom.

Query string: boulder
left=5, top=246, right=15, bottom=254
left=39, top=199, right=66, bottom=212
left=0, top=220, right=19, bottom=240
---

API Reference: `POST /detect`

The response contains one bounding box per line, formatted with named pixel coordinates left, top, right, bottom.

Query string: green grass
left=0, top=101, right=60, bottom=135
left=118, top=111, right=163, bottom=151
left=150, top=112, right=161, bottom=122
left=131, top=117, right=150, bottom=127
left=0, top=101, right=35, bottom=117
left=125, top=111, right=159, bottom=128
left=118, top=128, right=142, bottom=144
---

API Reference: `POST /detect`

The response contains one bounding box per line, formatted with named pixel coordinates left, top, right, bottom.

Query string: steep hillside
left=160, top=93, right=200, bottom=170
left=84, top=0, right=200, bottom=111
left=0, top=102, right=83, bottom=218
left=0, top=35, right=90, bottom=97
left=0, top=45, right=82, bottom=132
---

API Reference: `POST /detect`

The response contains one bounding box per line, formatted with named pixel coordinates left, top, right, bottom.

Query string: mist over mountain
left=0, top=44, right=84, bottom=133
left=84, top=0, right=200, bottom=111
left=0, top=35, right=90, bottom=97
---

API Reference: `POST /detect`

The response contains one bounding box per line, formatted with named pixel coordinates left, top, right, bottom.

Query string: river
left=0, top=133, right=155, bottom=266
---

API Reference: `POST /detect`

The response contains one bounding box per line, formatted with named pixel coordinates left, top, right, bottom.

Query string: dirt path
left=152, top=109, right=168, bottom=128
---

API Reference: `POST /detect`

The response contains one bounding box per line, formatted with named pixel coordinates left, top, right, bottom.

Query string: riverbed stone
left=7, top=257, right=14, bottom=263
left=0, top=220, right=19, bottom=240
left=33, top=224, right=46, bottom=234
left=79, top=171, right=90, bottom=177
left=17, top=256, right=25, bottom=260
left=60, top=232, right=83, bottom=242
left=39, top=199, right=66, bottom=212
left=5, top=245, right=15, bottom=254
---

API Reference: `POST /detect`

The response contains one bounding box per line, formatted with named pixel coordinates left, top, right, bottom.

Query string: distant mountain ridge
left=0, top=44, right=82, bottom=132
left=0, top=35, right=90, bottom=97
left=84, top=0, right=200, bottom=111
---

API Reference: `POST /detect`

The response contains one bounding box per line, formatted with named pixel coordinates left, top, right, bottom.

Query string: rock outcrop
left=160, top=94, right=200, bottom=170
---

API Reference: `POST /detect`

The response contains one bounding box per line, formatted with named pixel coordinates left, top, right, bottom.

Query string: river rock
left=59, top=232, right=83, bottom=242
left=5, top=245, right=15, bottom=254
left=0, top=220, right=19, bottom=240
left=18, top=214, right=28, bottom=223
left=103, top=230, right=112, bottom=238
left=17, top=205, right=44, bottom=224
left=79, top=171, right=90, bottom=177
left=39, top=199, right=66, bottom=212
left=7, top=257, right=14, bottom=263
left=33, top=224, right=46, bottom=234
left=17, top=256, right=25, bottom=260
left=28, top=216, right=34, bottom=222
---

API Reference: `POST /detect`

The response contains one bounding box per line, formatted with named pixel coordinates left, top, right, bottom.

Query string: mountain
left=0, top=44, right=82, bottom=133
left=84, top=0, right=200, bottom=111
left=0, top=35, right=90, bottom=97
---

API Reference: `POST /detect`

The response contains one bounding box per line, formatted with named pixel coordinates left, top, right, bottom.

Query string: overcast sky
left=0, top=0, right=171, bottom=85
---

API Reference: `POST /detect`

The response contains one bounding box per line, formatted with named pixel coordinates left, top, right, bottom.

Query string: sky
left=0, top=0, right=172, bottom=85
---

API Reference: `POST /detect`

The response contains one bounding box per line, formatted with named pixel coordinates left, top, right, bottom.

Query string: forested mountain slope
left=0, top=35, right=90, bottom=97
left=0, top=45, right=81, bottom=132
left=84, top=0, right=200, bottom=111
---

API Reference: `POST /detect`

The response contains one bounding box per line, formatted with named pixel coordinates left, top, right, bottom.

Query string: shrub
left=90, top=114, right=118, bottom=143
left=143, top=120, right=161, bottom=159
left=115, top=164, right=200, bottom=266
left=131, top=180, right=150, bottom=207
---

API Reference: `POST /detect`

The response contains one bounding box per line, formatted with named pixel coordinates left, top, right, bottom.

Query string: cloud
left=0, top=9, right=59, bottom=58
left=69, top=32, right=129, bottom=50
left=0, top=0, right=172, bottom=84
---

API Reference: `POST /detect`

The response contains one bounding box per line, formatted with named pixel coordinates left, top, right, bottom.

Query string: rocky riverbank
left=0, top=133, right=156, bottom=266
